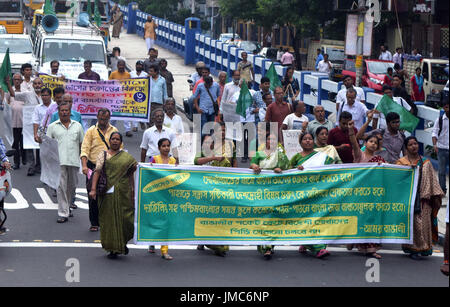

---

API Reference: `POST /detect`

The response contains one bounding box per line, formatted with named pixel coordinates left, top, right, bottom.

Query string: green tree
left=255, top=0, right=336, bottom=70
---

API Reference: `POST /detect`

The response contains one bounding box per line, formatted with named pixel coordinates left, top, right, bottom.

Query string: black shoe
left=124, top=246, right=129, bottom=255
left=125, top=131, right=133, bottom=137
left=12, top=164, right=20, bottom=170
left=197, top=245, right=205, bottom=251
left=70, top=203, right=78, bottom=209
left=69, top=209, right=73, bottom=217
left=57, top=217, right=68, bottom=223
left=27, top=168, right=35, bottom=176
left=107, top=252, right=118, bottom=259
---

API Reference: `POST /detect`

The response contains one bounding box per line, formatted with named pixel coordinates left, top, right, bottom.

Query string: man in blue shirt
left=49, top=94, right=86, bottom=131
left=0, top=137, right=11, bottom=170
left=148, top=64, right=168, bottom=127
left=315, top=49, right=324, bottom=71
left=194, top=76, right=220, bottom=135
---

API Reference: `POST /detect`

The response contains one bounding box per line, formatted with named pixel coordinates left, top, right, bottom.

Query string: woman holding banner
left=89, top=132, right=137, bottom=259
left=396, top=136, right=444, bottom=260
left=194, top=133, right=233, bottom=257
left=250, top=132, right=290, bottom=260
left=289, top=132, right=333, bottom=259
left=346, top=119, right=386, bottom=259
left=314, top=127, right=342, bottom=164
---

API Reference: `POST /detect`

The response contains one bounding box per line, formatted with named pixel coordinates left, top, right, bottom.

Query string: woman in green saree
left=194, top=133, right=235, bottom=256
left=250, top=132, right=290, bottom=260
left=290, top=132, right=332, bottom=259
left=314, top=126, right=342, bottom=164
left=89, top=132, right=138, bottom=259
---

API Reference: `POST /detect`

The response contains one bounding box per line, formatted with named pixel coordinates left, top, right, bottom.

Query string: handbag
left=97, top=151, right=108, bottom=196
left=205, top=86, right=219, bottom=116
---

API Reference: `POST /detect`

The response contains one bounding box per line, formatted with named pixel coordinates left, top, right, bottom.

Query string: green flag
left=94, top=0, right=102, bottom=26
left=0, top=48, right=11, bottom=92
left=236, top=81, right=253, bottom=118
left=87, top=0, right=92, bottom=18
left=265, top=62, right=282, bottom=91
left=375, top=94, right=420, bottom=133
left=43, top=0, right=55, bottom=15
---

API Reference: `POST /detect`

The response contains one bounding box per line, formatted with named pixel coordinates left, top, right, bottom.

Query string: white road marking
left=0, top=242, right=443, bottom=256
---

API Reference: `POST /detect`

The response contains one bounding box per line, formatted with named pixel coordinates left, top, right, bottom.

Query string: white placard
left=39, top=135, right=61, bottom=190
left=175, top=133, right=198, bottom=165
left=22, top=105, right=40, bottom=149
left=282, top=130, right=303, bottom=160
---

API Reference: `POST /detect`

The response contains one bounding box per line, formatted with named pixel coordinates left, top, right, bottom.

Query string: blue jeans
left=438, top=148, right=449, bottom=194
left=201, top=112, right=216, bottom=137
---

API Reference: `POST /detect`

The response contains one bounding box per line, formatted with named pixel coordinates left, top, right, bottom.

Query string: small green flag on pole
left=43, top=0, right=55, bottom=15
left=375, top=94, right=420, bottom=133
left=265, top=62, right=282, bottom=91
left=0, top=48, right=11, bottom=92
left=235, top=81, right=253, bottom=118
left=87, top=0, right=93, bottom=18
left=94, top=0, right=102, bottom=26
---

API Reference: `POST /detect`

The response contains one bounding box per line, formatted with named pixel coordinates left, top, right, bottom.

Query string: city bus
left=0, top=0, right=24, bottom=34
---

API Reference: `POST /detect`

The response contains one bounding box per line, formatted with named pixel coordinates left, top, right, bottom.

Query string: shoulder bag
left=205, top=86, right=219, bottom=116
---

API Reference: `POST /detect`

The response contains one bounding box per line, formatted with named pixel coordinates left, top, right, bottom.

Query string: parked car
left=321, top=45, right=345, bottom=81
left=236, top=40, right=261, bottom=54
left=258, top=47, right=278, bottom=61
left=342, top=58, right=394, bottom=92
left=0, top=34, right=36, bottom=74
left=218, top=33, right=241, bottom=42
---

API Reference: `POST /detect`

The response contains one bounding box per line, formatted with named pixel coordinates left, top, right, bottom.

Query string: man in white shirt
left=282, top=101, right=309, bottom=130
left=337, top=88, right=369, bottom=130
left=130, top=60, right=148, bottom=78
left=163, top=98, right=184, bottom=135
left=379, top=44, right=393, bottom=61
left=336, top=75, right=366, bottom=112
left=432, top=99, right=449, bottom=194
left=220, top=70, right=242, bottom=123
left=140, top=108, right=177, bottom=162
left=32, top=88, right=56, bottom=144
left=20, top=63, right=35, bottom=92
left=5, top=77, right=44, bottom=176
left=317, top=54, right=332, bottom=74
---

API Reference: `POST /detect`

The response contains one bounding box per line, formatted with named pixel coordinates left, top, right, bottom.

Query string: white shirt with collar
left=130, top=70, right=148, bottom=78
left=221, top=81, right=241, bottom=108
left=20, top=78, right=34, bottom=92
left=317, top=60, right=332, bottom=73
left=164, top=114, right=184, bottom=135
left=337, top=101, right=369, bottom=130
left=140, top=125, right=177, bottom=158
left=379, top=51, right=393, bottom=61
left=32, top=101, right=56, bottom=128
left=432, top=113, right=449, bottom=150
left=336, top=86, right=366, bottom=106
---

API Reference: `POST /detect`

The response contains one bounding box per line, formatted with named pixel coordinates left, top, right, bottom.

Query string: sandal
left=298, top=245, right=307, bottom=254
left=263, top=250, right=272, bottom=260
left=316, top=249, right=330, bottom=259
left=148, top=245, right=155, bottom=253
left=161, top=253, right=173, bottom=260
left=89, top=226, right=99, bottom=232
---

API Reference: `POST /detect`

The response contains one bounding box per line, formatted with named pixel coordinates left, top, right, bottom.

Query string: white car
left=0, top=34, right=37, bottom=74
left=218, top=33, right=241, bottom=42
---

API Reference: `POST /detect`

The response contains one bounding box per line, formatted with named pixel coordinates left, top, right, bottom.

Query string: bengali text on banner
left=39, top=74, right=151, bottom=121
left=134, top=163, right=418, bottom=246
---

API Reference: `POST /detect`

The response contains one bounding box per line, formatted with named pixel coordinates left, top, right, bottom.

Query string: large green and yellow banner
left=134, top=164, right=418, bottom=245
